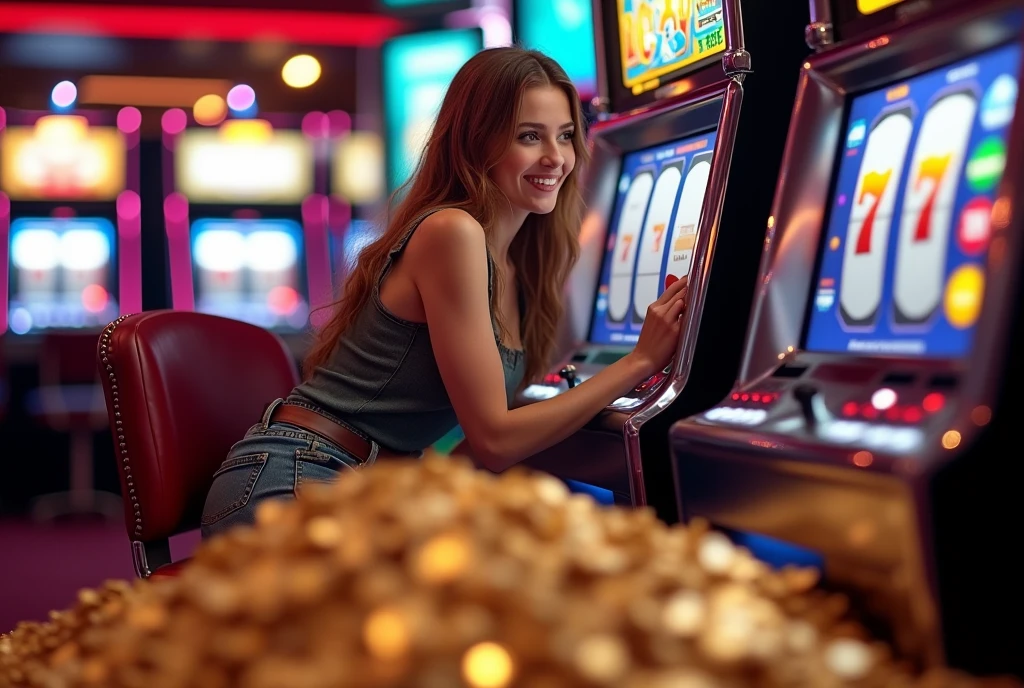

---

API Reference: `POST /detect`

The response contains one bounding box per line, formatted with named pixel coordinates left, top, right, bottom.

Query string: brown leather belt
left=270, top=403, right=412, bottom=464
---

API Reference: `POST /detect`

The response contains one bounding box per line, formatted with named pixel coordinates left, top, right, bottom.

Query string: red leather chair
left=96, top=311, right=299, bottom=578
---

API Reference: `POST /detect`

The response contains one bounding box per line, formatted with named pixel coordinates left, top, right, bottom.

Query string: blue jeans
left=200, top=398, right=379, bottom=540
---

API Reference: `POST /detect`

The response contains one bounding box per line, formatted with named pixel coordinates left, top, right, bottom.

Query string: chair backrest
left=97, top=311, right=300, bottom=546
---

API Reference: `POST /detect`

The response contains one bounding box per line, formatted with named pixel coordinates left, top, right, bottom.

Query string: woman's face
left=490, top=84, right=577, bottom=217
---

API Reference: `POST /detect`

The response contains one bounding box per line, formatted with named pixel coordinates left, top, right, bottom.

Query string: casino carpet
left=0, top=519, right=200, bottom=633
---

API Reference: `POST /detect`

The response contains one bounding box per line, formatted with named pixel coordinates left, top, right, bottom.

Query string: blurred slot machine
left=328, top=130, right=386, bottom=289
left=670, top=0, right=1024, bottom=676
left=162, top=111, right=335, bottom=352
left=0, top=107, right=142, bottom=352
left=518, top=0, right=810, bottom=520
left=514, top=0, right=599, bottom=105
left=381, top=27, right=483, bottom=194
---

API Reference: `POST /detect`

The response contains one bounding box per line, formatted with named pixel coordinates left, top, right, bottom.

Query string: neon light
left=0, top=3, right=406, bottom=48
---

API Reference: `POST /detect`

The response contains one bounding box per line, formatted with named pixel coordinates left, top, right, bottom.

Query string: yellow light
left=282, top=54, right=322, bottom=89
left=363, top=607, right=410, bottom=659
left=193, top=94, right=227, bottom=127
left=462, top=642, right=514, bottom=688
left=333, top=131, right=385, bottom=204
left=858, top=0, right=905, bottom=14
left=219, top=119, right=274, bottom=143
left=941, top=430, right=961, bottom=449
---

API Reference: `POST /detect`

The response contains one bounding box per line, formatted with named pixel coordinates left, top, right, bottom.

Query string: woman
left=201, top=47, right=688, bottom=538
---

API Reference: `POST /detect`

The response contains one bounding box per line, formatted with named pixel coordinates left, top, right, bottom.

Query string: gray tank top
left=289, top=207, right=527, bottom=453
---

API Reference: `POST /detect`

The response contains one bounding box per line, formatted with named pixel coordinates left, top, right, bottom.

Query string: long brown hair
left=304, top=47, right=589, bottom=386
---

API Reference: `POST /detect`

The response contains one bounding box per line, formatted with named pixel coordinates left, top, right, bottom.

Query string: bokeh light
left=282, top=54, right=321, bottom=88
left=193, top=94, right=227, bottom=126
left=51, top=81, right=77, bottom=109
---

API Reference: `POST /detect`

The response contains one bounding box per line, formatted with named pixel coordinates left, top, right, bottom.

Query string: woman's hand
left=630, top=275, right=689, bottom=377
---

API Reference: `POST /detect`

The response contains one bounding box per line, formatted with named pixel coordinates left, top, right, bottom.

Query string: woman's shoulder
left=405, top=207, right=486, bottom=262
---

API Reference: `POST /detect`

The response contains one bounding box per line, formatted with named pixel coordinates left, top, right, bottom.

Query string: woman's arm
left=405, top=209, right=687, bottom=472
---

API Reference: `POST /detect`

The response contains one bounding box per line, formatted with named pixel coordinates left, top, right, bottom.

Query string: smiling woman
left=199, top=46, right=692, bottom=540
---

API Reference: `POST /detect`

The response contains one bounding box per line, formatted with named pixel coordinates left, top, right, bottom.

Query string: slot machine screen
left=330, top=220, right=379, bottom=278
left=615, top=0, right=726, bottom=98
left=7, top=217, right=119, bottom=334
left=381, top=28, right=483, bottom=192
left=515, top=0, right=598, bottom=98
left=589, top=129, right=717, bottom=345
left=191, top=218, right=309, bottom=332
left=804, top=42, right=1021, bottom=358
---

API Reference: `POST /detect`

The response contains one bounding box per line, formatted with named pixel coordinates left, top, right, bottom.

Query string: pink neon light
left=301, top=111, right=328, bottom=139
left=302, top=194, right=333, bottom=313
left=0, top=107, right=6, bottom=131
left=117, top=190, right=143, bottom=314
left=226, top=85, right=256, bottom=112
left=163, top=193, right=194, bottom=310
left=326, top=110, right=351, bottom=137
left=161, top=108, right=187, bottom=136
left=117, top=106, right=142, bottom=134
left=0, top=193, right=8, bottom=333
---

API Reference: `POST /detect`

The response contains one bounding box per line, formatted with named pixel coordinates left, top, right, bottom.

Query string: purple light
left=837, top=194, right=847, bottom=206
left=117, top=106, right=143, bottom=134
left=51, top=81, right=77, bottom=109
left=327, top=110, right=351, bottom=137
left=116, top=190, right=142, bottom=223
left=301, top=111, right=328, bottom=138
left=226, top=84, right=256, bottom=111
left=0, top=107, right=6, bottom=132
left=161, top=108, right=188, bottom=135
left=163, top=193, right=190, bottom=225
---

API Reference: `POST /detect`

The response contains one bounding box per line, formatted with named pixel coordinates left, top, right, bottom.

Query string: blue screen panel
left=381, top=28, right=483, bottom=192
left=516, top=0, right=598, bottom=98
left=589, top=129, right=717, bottom=346
left=805, top=43, right=1021, bottom=357
left=7, top=217, right=119, bottom=334
left=191, top=218, right=309, bottom=332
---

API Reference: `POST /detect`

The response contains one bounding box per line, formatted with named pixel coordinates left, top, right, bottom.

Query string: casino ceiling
left=0, top=0, right=419, bottom=127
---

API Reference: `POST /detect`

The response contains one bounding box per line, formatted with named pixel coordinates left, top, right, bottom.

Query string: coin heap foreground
left=0, top=457, right=1017, bottom=688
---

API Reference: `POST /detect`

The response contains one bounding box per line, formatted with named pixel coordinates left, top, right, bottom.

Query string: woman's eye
left=519, top=132, right=539, bottom=142
left=560, top=131, right=575, bottom=141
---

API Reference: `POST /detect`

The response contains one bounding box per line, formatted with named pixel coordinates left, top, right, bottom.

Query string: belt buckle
left=363, top=440, right=379, bottom=467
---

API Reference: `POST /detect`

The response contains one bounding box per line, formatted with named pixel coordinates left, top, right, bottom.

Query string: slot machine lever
left=559, top=365, right=578, bottom=389
left=793, top=383, right=829, bottom=429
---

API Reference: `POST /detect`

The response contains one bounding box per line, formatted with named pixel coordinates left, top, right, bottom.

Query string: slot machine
left=518, top=0, right=810, bottom=521
left=162, top=111, right=333, bottom=353
left=669, top=0, right=1024, bottom=676
left=1, top=107, right=142, bottom=346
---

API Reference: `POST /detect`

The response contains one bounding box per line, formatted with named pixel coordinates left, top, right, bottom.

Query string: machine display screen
left=804, top=42, right=1021, bottom=357
left=589, top=130, right=717, bottom=345
left=7, top=217, right=120, bottom=334
left=855, top=0, right=906, bottom=14
left=191, top=218, right=309, bottom=332
left=616, top=0, right=726, bottom=96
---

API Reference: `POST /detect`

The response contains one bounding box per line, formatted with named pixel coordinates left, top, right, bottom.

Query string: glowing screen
left=7, top=217, right=119, bottom=334
left=0, top=117, right=125, bottom=201
left=330, top=220, right=379, bottom=283
left=857, top=0, right=907, bottom=15
left=516, top=0, right=597, bottom=97
left=191, top=218, right=309, bottom=331
left=175, top=122, right=314, bottom=204
left=381, top=28, right=482, bottom=192
left=617, top=0, right=725, bottom=96
left=590, top=130, right=717, bottom=345
left=805, top=43, right=1021, bottom=357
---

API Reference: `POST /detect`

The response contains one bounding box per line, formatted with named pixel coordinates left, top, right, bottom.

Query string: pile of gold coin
left=0, top=457, right=1016, bottom=688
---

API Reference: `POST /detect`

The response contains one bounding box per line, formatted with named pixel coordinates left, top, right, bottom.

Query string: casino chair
left=26, top=332, right=123, bottom=522
left=96, top=310, right=299, bottom=578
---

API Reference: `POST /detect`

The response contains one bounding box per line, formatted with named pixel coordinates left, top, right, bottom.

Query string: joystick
left=559, top=365, right=578, bottom=389
left=793, top=383, right=830, bottom=430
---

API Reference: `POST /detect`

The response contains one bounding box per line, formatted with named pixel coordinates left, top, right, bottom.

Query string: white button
left=823, top=420, right=867, bottom=443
